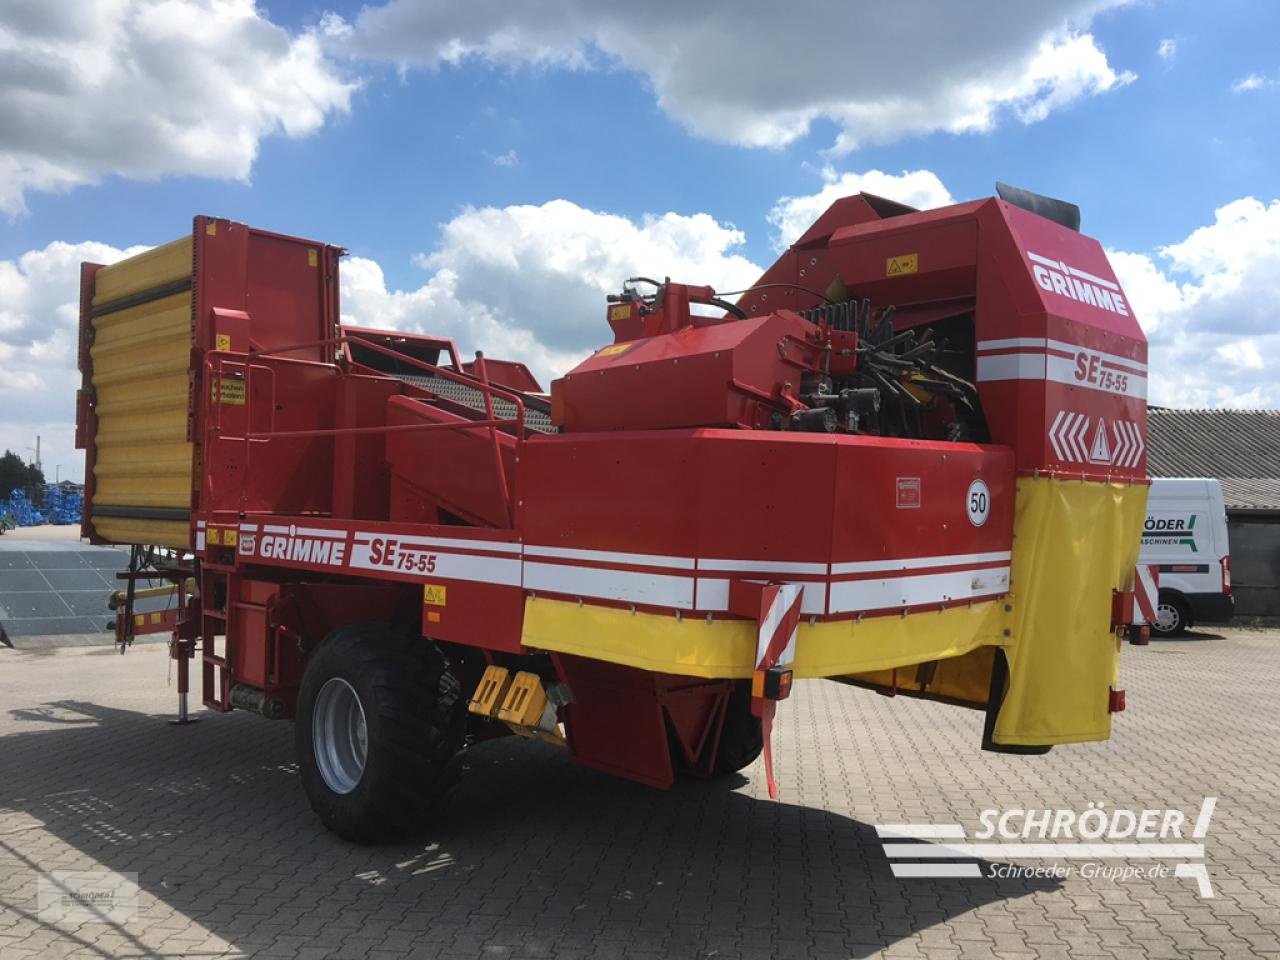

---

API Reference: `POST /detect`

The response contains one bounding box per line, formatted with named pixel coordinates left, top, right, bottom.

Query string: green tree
left=0, top=450, right=43, bottom=497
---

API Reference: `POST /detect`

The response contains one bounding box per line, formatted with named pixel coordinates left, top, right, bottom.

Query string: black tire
left=712, top=680, right=763, bottom=776
left=1152, top=592, right=1191, bottom=638
left=295, top=621, right=465, bottom=844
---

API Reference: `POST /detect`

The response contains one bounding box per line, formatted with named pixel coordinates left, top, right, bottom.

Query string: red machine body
left=747, top=194, right=1146, bottom=477
left=76, top=188, right=1150, bottom=834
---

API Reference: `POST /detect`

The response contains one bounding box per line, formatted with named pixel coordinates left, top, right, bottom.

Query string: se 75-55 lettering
left=367, top=538, right=437, bottom=573
left=1074, top=352, right=1129, bottom=394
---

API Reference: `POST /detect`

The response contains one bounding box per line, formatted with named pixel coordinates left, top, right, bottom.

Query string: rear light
left=1222, top=555, right=1231, bottom=594
left=1127, top=624, right=1150, bottom=646
left=752, top=666, right=793, bottom=701
left=1109, top=687, right=1126, bottom=713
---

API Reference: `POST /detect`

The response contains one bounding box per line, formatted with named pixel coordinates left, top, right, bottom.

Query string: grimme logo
left=876, top=798, right=1216, bottom=897
left=1028, top=251, right=1130, bottom=317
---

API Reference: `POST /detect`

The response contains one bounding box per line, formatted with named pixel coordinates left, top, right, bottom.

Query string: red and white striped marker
left=750, top=583, right=803, bottom=799
left=1133, top=564, right=1158, bottom=625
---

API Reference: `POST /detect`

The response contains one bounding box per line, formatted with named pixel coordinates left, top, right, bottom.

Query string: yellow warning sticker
left=206, top=222, right=217, bottom=236
left=886, top=253, right=919, bottom=277
left=207, top=528, right=220, bottom=545
left=215, top=333, right=231, bottom=351
left=596, top=343, right=632, bottom=358
left=308, top=249, right=318, bottom=267
left=223, top=529, right=238, bottom=547
left=151, top=612, right=161, bottom=625
left=211, top=377, right=246, bottom=406
left=134, top=614, right=144, bottom=626
left=608, top=305, right=631, bottom=322
left=423, top=584, right=448, bottom=606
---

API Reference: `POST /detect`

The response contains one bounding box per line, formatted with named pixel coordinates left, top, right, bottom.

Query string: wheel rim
left=313, top=677, right=368, bottom=794
left=1154, top=602, right=1179, bottom=633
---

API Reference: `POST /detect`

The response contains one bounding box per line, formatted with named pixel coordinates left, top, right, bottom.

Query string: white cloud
left=0, top=0, right=356, bottom=215
left=1157, top=197, right=1280, bottom=336
left=1215, top=340, right=1264, bottom=370
left=1157, top=38, right=1177, bottom=61
left=1110, top=196, right=1280, bottom=408
left=1232, top=72, right=1275, bottom=93
left=332, top=1, right=1135, bottom=152
left=768, top=167, right=955, bottom=250
left=348, top=200, right=762, bottom=370
left=491, top=149, right=519, bottom=167
left=0, top=239, right=149, bottom=484
left=341, top=257, right=585, bottom=386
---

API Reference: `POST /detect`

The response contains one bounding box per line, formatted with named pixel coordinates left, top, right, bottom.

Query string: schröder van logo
left=876, top=798, right=1216, bottom=897
left=1143, top=514, right=1199, bottom=552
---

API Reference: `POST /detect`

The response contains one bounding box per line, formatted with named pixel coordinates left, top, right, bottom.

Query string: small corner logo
left=877, top=798, right=1217, bottom=898
left=38, top=871, right=139, bottom=923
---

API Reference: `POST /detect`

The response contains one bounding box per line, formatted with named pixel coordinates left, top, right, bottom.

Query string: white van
left=1141, top=478, right=1234, bottom=636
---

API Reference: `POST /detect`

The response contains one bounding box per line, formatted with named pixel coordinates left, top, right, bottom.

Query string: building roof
left=1219, top=478, right=1280, bottom=512
left=1148, top=409, right=1280, bottom=512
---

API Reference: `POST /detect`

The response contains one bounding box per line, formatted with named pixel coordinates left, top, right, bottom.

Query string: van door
left=1141, top=478, right=1234, bottom=635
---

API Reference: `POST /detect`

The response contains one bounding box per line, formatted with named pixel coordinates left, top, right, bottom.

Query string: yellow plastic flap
left=520, top=596, right=1008, bottom=680
left=994, top=477, right=1148, bottom=746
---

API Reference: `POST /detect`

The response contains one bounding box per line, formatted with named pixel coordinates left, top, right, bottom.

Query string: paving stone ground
left=1, top=627, right=1277, bottom=959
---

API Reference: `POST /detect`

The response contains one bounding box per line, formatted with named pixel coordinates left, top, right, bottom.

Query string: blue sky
left=1, top=0, right=1278, bottom=481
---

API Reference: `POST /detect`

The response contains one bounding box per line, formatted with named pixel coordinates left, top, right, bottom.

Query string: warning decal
left=886, top=253, right=918, bottom=277
left=211, top=377, right=246, bottom=406
left=1088, top=419, right=1112, bottom=464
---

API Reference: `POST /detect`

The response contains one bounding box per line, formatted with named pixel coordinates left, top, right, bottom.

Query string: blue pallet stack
left=44, top=485, right=83, bottom=525
left=5, top=490, right=43, bottom=527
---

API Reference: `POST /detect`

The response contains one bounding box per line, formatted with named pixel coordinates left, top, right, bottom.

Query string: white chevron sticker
left=1048, top=411, right=1091, bottom=462
left=1111, top=419, right=1145, bottom=468
left=1050, top=413, right=1145, bottom=467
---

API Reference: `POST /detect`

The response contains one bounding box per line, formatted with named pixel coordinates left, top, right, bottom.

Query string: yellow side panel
left=92, top=236, right=192, bottom=306
left=993, top=477, right=1148, bottom=746
left=89, top=240, right=194, bottom=549
left=845, top=645, right=997, bottom=707
left=520, top=596, right=1008, bottom=680
left=791, top=600, right=1006, bottom=678
left=522, top=599, right=753, bottom=677
left=93, top=519, right=191, bottom=548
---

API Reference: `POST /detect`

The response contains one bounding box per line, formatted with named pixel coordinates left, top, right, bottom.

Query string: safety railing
left=202, top=333, right=527, bottom=527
